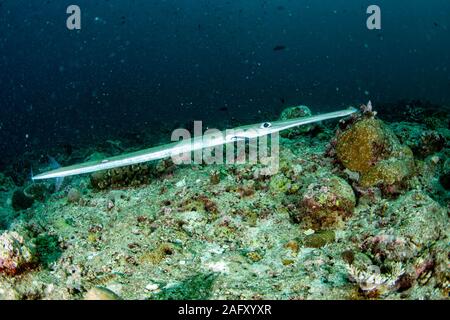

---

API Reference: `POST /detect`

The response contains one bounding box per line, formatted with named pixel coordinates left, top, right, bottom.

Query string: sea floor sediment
left=0, top=103, right=448, bottom=300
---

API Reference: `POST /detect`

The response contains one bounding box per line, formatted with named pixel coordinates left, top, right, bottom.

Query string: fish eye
left=260, top=122, right=272, bottom=129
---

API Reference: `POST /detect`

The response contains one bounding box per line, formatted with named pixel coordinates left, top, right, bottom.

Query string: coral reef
left=335, top=115, right=415, bottom=192
left=0, top=173, right=15, bottom=192
left=303, top=230, right=336, bottom=248
left=11, top=189, right=34, bottom=211
left=90, top=159, right=175, bottom=190
left=23, top=183, right=51, bottom=202
left=90, top=164, right=153, bottom=190
left=0, top=102, right=447, bottom=300
left=0, top=231, right=35, bottom=275
left=346, top=262, right=405, bottom=295
left=292, top=176, right=356, bottom=230
left=67, top=188, right=82, bottom=204
left=384, top=191, right=447, bottom=247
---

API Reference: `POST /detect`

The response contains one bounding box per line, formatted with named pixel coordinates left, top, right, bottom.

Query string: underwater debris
left=0, top=231, right=36, bottom=276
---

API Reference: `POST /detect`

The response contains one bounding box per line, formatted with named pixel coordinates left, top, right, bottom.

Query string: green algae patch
left=151, top=273, right=218, bottom=300
left=139, top=242, right=175, bottom=265
left=52, top=216, right=77, bottom=233
left=35, top=234, right=62, bottom=267
left=303, top=230, right=336, bottom=248
left=269, top=174, right=299, bottom=194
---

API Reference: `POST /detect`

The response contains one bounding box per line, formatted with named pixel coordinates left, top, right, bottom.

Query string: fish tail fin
left=47, top=155, right=65, bottom=191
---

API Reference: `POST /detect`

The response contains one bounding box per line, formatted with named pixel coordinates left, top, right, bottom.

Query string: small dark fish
left=433, top=22, right=440, bottom=28
left=219, top=106, right=228, bottom=112
left=280, top=97, right=286, bottom=104
left=277, top=6, right=285, bottom=10
left=273, top=45, right=286, bottom=51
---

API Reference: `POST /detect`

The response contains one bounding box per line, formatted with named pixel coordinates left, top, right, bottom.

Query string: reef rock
left=90, top=164, right=152, bottom=190
left=0, top=231, right=35, bottom=275
left=0, top=173, right=15, bottom=192
left=67, top=188, right=82, bottom=204
left=335, top=117, right=415, bottom=191
left=385, top=191, right=448, bottom=247
left=23, top=183, right=51, bottom=202
left=0, top=279, right=19, bottom=300
left=293, top=176, right=356, bottom=230
left=11, top=189, right=34, bottom=211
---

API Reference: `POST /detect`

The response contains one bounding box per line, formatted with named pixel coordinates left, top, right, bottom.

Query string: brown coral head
left=360, top=100, right=377, bottom=118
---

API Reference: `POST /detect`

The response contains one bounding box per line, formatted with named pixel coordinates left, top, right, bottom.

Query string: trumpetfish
left=32, top=107, right=357, bottom=180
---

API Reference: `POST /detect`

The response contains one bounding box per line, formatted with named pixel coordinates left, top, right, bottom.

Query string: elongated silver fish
left=32, top=107, right=357, bottom=180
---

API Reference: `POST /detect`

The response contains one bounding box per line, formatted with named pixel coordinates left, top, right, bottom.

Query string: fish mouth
left=229, top=136, right=247, bottom=141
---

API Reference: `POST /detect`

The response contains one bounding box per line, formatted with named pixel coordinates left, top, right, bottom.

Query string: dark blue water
left=1, top=0, right=449, bottom=164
